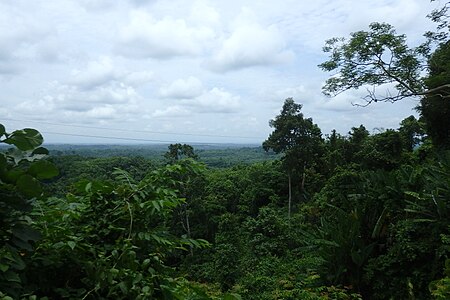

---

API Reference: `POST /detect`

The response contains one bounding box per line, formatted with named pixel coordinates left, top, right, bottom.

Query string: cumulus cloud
left=68, top=57, right=153, bottom=90
left=116, top=11, right=215, bottom=59
left=70, top=57, right=117, bottom=90
left=159, top=76, right=204, bottom=99
left=188, top=0, right=220, bottom=27
left=0, top=0, right=433, bottom=143
left=0, top=2, right=53, bottom=75
left=16, top=79, right=141, bottom=123
left=154, top=85, right=241, bottom=117
left=182, top=87, right=241, bottom=113
left=207, top=8, right=294, bottom=72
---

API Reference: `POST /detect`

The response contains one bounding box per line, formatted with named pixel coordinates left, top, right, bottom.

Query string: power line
left=41, top=131, right=252, bottom=146
left=4, top=117, right=263, bottom=140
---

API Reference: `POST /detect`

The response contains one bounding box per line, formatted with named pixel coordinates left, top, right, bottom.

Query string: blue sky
left=0, top=0, right=441, bottom=144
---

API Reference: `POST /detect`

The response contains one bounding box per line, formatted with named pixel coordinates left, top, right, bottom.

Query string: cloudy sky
left=0, top=0, right=441, bottom=144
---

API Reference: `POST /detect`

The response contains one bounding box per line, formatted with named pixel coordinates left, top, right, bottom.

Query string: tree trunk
left=185, top=205, right=193, bottom=256
left=301, top=162, right=306, bottom=192
left=288, top=173, right=292, bottom=219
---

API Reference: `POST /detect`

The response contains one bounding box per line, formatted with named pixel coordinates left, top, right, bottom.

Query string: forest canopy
left=1, top=1, right=450, bottom=300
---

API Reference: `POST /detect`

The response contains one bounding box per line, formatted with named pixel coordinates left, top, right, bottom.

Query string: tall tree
left=319, top=3, right=450, bottom=148
left=319, top=0, right=450, bottom=105
left=164, top=143, right=202, bottom=255
left=164, top=143, right=198, bottom=164
left=263, top=98, right=323, bottom=217
left=419, top=41, right=450, bottom=148
left=398, top=115, right=424, bottom=151
left=319, top=22, right=430, bottom=105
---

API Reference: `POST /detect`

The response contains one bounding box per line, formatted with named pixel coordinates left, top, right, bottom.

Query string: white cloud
left=84, top=105, right=117, bottom=119
left=184, top=87, right=241, bottom=113
left=155, top=85, right=241, bottom=116
left=0, top=0, right=436, bottom=143
left=159, top=76, right=204, bottom=99
left=188, top=0, right=220, bottom=27
left=208, top=8, right=294, bottom=72
left=0, top=2, right=52, bottom=75
left=88, top=83, right=139, bottom=104
left=68, top=57, right=154, bottom=90
left=70, top=57, right=117, bottom=90
left=15, top=80, right=141, bottom=122
left=116, top=11, right=215, bottom=59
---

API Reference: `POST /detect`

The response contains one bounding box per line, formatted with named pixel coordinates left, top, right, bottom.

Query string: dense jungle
left=1, top=2, right=450, bottom=299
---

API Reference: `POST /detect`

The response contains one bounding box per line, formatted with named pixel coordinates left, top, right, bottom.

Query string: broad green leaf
left=118, top=281, right=128, bottom=294
left=85, top=182, right=92, bottom=193
left=0, top=263, right=9, bottom=272
left=67, top=241, right=76, bottom=250
left=132, top=274, right=143, bottom=285
left=29, top=160, right=59, bottom=179
left=4, top=128, right=43, bottom=151
left=16, top=174, right=42, bottom=197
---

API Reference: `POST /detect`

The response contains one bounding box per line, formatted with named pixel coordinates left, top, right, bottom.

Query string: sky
left=0, top=0, right=442, bottom=144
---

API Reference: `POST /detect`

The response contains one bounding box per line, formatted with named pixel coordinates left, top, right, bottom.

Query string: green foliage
left=263, top=98, right=323, bottom=170
left=0, top=124, right=58, bottom=298
left=45, top=144, right=280, bottom=168
left=358, top=129, right=404, bottom=170
left=320, top=22, right=425, bottom=104
left=45, top=155, right=155, bottom=196
left=1, top=125, right=241, bottom=299
left=234, top=261, right=362, bottom=300
left=5, top=6, right=450, bottom=299
left=28, top=164, right=215, bottom=299
left=429, top=258, right=450, bottom=299
left=419, top=41, right=450, bottom=149
left=3, top=128, right=44, bottom=151
left=263, top=98, right=324, bottom=217
left=3, top=54, right=449, bottom=299
left=426, top=1, right=450, bottom=43
left=165, top=143, right=198, bottom=163
left=399, top=115, right=425, bottom=151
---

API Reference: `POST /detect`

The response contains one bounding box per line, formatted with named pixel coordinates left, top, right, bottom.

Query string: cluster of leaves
left=160, top=103, right=446, bottom=299
left=12, top=109, right=447, bottom=299
left=0, top=124, right=241, bottom=299
left=2, top=3, right=449, bottom=300
left=319, top=22, right=426, bottom=104
left=29, top=165, right=214, bottom=299
left=0, top=125, right=58, bottom=297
